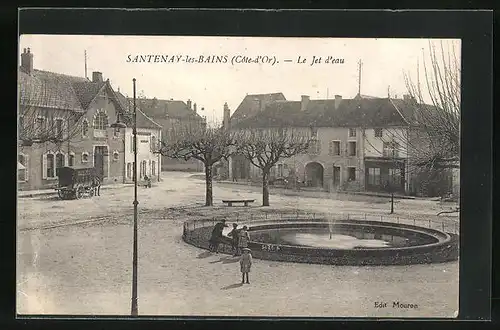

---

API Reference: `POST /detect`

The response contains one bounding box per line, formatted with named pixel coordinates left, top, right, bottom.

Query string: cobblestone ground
left=17, top=172, right=459, bottom=317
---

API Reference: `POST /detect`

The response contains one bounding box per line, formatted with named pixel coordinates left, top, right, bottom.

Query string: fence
left=183, top=211, right=459, bottom=236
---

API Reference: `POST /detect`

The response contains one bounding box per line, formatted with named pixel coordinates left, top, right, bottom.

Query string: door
left=333, top=166, right=341, bottom=186
left=94, top=146, right=108, bottom=179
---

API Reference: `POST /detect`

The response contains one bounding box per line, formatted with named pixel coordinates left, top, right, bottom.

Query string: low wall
left=183, top=219, right=459, bottom=266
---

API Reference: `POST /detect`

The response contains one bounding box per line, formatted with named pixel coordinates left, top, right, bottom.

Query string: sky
left=19, top=35, right=460, bottom=125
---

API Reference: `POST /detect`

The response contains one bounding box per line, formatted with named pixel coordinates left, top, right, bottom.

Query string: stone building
left=17, top=48, right=162, bottom=191
left=225, top=92, right=457, bottom=197
left=136, top=97, right=206, bottom=172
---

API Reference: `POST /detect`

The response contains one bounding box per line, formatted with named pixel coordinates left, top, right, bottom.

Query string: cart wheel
left=89, top=187, right=95, bottom=197
left=57, top=190, right=64, bottom=199
left=75, top=186, right=84, bottom=199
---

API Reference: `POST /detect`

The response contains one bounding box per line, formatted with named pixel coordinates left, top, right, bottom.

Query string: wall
left=18, top=91, right=126, bottom=190
left=123, top=127, right=162, bottom=181
left=228, top=126, right=365, bottom=191
left=364, top=127, right=409, bottom=158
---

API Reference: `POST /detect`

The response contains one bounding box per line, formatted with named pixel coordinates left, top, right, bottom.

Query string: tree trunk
left=205, top=163, right=213, bottom=206
left=262, top=169, right=270, bottom=206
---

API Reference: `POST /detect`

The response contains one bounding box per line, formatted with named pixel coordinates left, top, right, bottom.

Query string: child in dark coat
left=240, top=248, right=253, bottom=284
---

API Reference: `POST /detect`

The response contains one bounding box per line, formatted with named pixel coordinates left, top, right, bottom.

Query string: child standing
left=240, top=248, right=252, bottom=284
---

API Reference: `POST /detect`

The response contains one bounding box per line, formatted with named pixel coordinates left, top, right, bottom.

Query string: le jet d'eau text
left=126, top=54, right=345, bottom=66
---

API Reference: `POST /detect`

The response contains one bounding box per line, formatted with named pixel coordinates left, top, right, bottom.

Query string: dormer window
left=348, top=128, right=356, bottom=138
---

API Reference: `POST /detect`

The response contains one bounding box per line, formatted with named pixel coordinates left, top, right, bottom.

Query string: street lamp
left=111, top=78, right=138, bottom=316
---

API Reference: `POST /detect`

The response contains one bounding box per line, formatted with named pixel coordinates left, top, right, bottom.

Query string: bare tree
left=159, top=124, right=238, bottom=206
left=18, top=78, right=86, bottom=147
left=237, top=128, right=309, bottom=206
left=403, top=40, right=460, bottom=171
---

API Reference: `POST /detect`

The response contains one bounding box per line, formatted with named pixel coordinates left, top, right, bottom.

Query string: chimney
left=223, top=102, right=230, bottom=131
left=193, top=103, right=197, bottom=113
left=187, top=99, right=192, bottom=110
left=21, top=47, right=34, bottom=74
left=334, top=95, right=342, bottom=109
left=301, top=95, right=310, bottom=111
left=92, top=71, right=103, bottom=83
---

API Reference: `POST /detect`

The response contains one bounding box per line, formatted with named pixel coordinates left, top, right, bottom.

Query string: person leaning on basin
left=228, top=223, right=241, bottom=256
left=209, top=219, right=228, bottom=253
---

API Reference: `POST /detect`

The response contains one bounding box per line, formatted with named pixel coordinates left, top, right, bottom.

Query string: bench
left=222, top=199, right=255, bottom=207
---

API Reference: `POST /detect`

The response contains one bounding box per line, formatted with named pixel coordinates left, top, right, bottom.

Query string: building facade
left=225, top=92, right=457, bottom=197
left=136, top=97, right=206, bottom=172
left=18, top=48, right=162, bottom=191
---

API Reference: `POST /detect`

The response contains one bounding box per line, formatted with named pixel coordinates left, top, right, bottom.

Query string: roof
left=114, top=92, right=162, bottom=130
left=230, top=93, right=287, bottom=124
left=71, top=81, right=107, bottom=109
left=232, top=95, right=417, bottom=129
left=18, top=68, right=89, bottom=111
left=18, top=67, right=160, bottom=130
left=136, top=98, right=204, bottom=121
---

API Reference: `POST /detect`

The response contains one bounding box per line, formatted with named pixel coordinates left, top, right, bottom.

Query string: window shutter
left=64, top=153, right=68, bottom=167
left=24, top=155, right=29, bottom=182
left=42, top=154, right=47, bottom=179
left=328, top=141, right=333, bottom=156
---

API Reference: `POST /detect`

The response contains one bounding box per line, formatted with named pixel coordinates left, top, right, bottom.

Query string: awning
left=18, top=162, right=26, bottom=170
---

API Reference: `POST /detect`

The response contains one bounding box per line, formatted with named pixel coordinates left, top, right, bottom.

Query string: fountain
left=184, top=217, right=459, bottom=266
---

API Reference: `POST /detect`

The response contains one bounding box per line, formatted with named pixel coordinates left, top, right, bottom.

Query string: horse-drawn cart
left=55, top=167, right=100, bottom=200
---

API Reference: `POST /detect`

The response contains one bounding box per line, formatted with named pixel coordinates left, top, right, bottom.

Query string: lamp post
left=111, top=78, right=138, bottom=316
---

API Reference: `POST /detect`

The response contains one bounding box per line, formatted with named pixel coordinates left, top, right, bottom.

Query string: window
left=348, top=128, right=356, bottom=138
left=348, top=167, right=356, bottom=181
left=127, top=163, right=132, bottom=179
left=82, top=120, right=89, bottom=137
left=82, top=152, right=89, bottom=163
left=348, top=141, right=357, bottom=156
left=368, top=167, right=381, bottom=185
left=94, top=111, right=108, bottom=130
left=113, top=128, right=120, bottom=138
left=46, top=154, right=55, bottom=178
left=93, top=110, right=108, bottom=138
left=329, top=141, right=341, bottom=156
left=68, top=153, right=75, bottom=167
left=374, top=128, right=383, bottom=137
left=383, top=141, right=400, bottom=158
left=113, top=151, right=120, bottom=161
left=36, top=117, right=46, bottom=132
left=54, top=119, right=64, bottom=139
left=18, top=154, right=28, bottom=182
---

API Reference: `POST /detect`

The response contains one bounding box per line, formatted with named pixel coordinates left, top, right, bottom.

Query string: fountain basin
left=184, top=219, right=459, bottom=266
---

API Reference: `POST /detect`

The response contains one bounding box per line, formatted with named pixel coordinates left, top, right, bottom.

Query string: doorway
left=94, top=146, right=108, bottom=179
left=332, top=166, right=341, bottom=186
